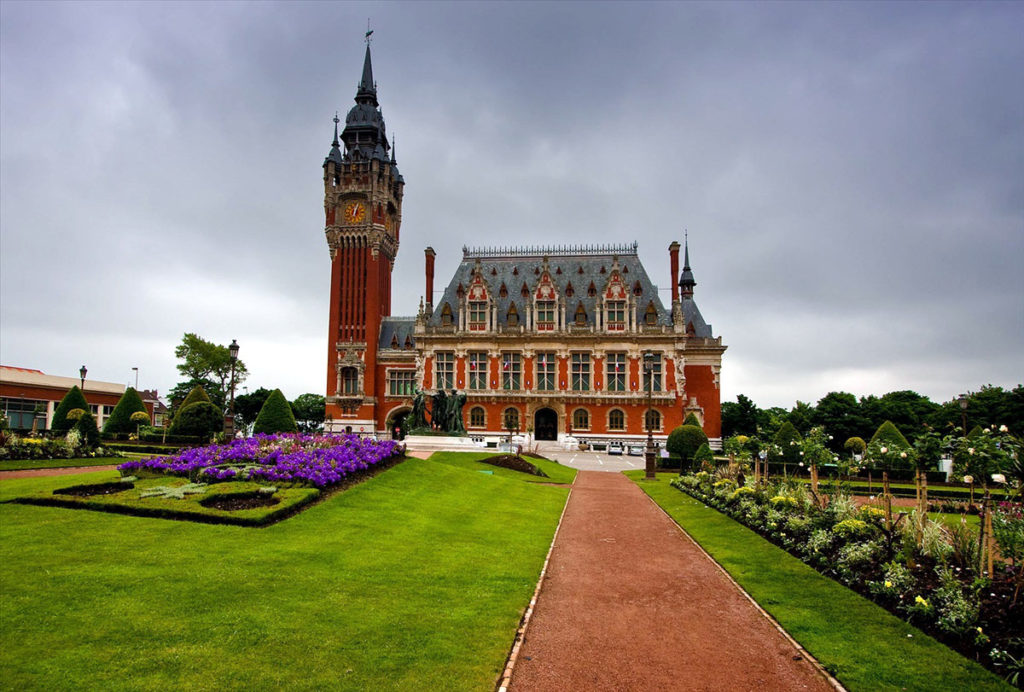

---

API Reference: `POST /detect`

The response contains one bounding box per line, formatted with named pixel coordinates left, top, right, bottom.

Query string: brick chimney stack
left=424, top=247, right=436, bottom=313
left=669, top=241, right=680, bottom=304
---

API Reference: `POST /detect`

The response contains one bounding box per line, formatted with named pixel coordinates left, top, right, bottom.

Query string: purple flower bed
left=118, top=434, right=401, bottom=488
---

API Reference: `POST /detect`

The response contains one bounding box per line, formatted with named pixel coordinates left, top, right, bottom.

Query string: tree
left=787, top=400, right=815, bottom=436
left=101, top=387, right=148, bottom=435
left=168, top=378, right=221, bottom=414
left=173, top=333, right=248, bottom=408
left=234, top=387, right=273, bottom=432
left=253, top=389, right=298, bottom=435
left=721, top=394, right=760, bottom=437
left=169, top=401, right=223, bottom=439
left=869, top=420, right=911, bottom=449
left=290, top=393, right=325, bottom=433
left=812, top=391, right=871, bottom=452
left=758, top=407, right=789, bottom=438
left=682, top=412, right=702, bottom=428
left=667, top=424, right=708, bottom=472
left=130, top=410, right=150, bottom=437
left=844, top=436, right=866, bottom=458
left=51, top=386, right=90, bottom=434
left=693, top=442, right=714, bottom=471
left=73, top=410, right=100, bottom=449
left=772, top=421, right=802, bottom=466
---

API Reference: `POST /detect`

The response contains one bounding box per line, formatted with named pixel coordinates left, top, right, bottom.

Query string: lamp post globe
left=79, top=365, right=87, bottom=391
left=958, top=393, right=969, bottom=434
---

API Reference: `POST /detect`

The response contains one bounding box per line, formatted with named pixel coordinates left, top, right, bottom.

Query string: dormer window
left=468, top=300, right=487, bottom=330
left=645, top=302, right=658, bottom=326
left=440, top=303, right=453, bottom=326
left=587, top=282, right=596, bottom=297
left=574, top=303, right=587, bottom=326
left=537, top=300, right=555, bottom=330
left=607, top=300, right=625, bottom=330
left=507, top=304, right=519, bottom=327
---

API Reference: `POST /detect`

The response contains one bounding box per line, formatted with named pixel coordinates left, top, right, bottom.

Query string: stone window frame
left=642, top=352, right=663, bottom=392
left=644, top=408, right=663, bottom=432
left=469, top=406, right=486, bottom=428
left=535, top=351, right=556, bottom=391
left=608, top=408, right=626, bottom=431
left=386, top=368, right=416, bottom=397
left=571, top=352, right=591, bottom=392
left=467, top=351, right=488, bottom=390
left=503, top=406, right=520, bottom=431
left=572, top=407, right=590, bottom=431
left=605, top=352, right=626, bottom=392
left=606, top=299, right=626, bottom=330
left=435, top=351, right=455, bottom=390
left=501, top=352, right=522, bottom=391
left=341, top=367, right=360, bottom=394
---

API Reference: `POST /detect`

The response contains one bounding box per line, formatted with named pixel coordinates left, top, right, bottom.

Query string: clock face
left=343, top=201, right=366, bottom=224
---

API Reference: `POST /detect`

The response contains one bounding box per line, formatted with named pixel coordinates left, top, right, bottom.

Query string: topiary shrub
left=102, top=387, right=149, bottom=435
left=682, top=412, right=702, bottom=427
left=693, top=442, right=714, bottom=471
left=666, top=424, right=708, bottom=471
left=253, top=389, right=298, bottom=435
left=844, top=436, right=866, bottom=456
left=174, top=386, right=212, bottom=419
left=73, top=410, right=100, bottom=449
left=169, top=401, right=223, bottom=439
left=869, top=420, right=910, bottom=449
left=51, top=386, right=90, bottom=434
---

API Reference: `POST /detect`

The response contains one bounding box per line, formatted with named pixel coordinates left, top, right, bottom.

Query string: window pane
left=435, top=352, right=454, bottom=390
left=571, top=353, right=590, bottom=391
left=502, top=353, right=521, bottom=390
left=606, top=352, right=626, bottom=392
left=536, top=352, right=556, bottom=391
left=468, top=351, right=488, bottom=390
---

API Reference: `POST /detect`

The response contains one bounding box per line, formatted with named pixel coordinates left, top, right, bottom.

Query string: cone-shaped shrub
left=682, top=412, right=702, bottom=428
left=667, top=424, right=708, bottom=470
left=966, top=425, right=984, bottom=440
left=51, top=386, right=90, bottom=433
left=693, top=442, right=714, bottom=470
left=73, top=410, right=100, bottom=448
left=869, top=420, right=910, bottom=449
left=253, top=389, right=298, bottom=435
left=102, top=387, right=148, bottom=435
left=169, top=401, right=223, bottom=438
left=176, top=386, right=211, bottom=414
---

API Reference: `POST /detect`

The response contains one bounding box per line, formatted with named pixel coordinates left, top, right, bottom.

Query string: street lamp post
left=132, top=367, right=139, bottom=390
left=79, top=365, right=87, bottom=391
left=224, top=339, right=239, bottom=436
left=643, top=351, right=656, bottom=480
left=958, top=393, right=969, bottom=435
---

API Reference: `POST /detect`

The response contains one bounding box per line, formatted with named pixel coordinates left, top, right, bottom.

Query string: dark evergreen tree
left=692, top=442, right=714, bottom=470
left=290, top=393, right=326, bottom=433
left=73, top=410, right=100, bottom=448
left=772, top=421, right=802, bottom=465
left=253, top=389, right=298, bottom=435
left=101, top=387, right=148, bottom=435
left=869, top=420, right=911, bottom=449
left=787, top=401, right=815, bottom=436
left=721, top=394, right=760, bottom=437
left=811, top=391, right=871, bottom=452
left=51, top=386, right=90, bottom=434
left=233, top=387, right=273, bottom=431
left=168, top=401, right=223, bottom=439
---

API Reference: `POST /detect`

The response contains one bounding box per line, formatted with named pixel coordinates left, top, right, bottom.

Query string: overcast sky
left=1, top=1, right=1021, bottom=409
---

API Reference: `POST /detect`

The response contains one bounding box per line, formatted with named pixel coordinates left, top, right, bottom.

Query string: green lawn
left=0, top=456, right=124, bottom=471
left=627, top=471, right=1010, bottom=692
left=0, top=457, right=569, bottom=690
left=427, top=450, right=578, bottom=484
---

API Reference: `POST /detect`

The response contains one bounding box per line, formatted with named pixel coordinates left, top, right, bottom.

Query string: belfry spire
left=357, top=43, right=377, bottom=105
left=679, top=232, right=696, bottom=298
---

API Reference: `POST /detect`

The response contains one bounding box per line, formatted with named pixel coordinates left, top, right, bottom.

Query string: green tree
left=169, top=401, right=223, bottom=439
left=253, top=389, right=298, bottom=435
left=666, top=424, right=708, bottom=472
left=844, top=436, right=866, bottom=457
left=51, top=386, right=90, bottom=434
left=693, top=442, right=714, bottom=471
left=772, top=421, right=802, bottom=466
left=290, top=393, right=325, bottom=434
left=101, top=387, right=148, bottom=435
left=869, top=420, right=911, bottom=449
left=721, top=394, right=760, bottom=437
left=234, top=387, right=273, bottom=432
left=168, top=378, right=221, bottom=414
left=73, top=410, right=100, bottom=448
left=812, top=391, right=871, bottom=451
left=787, top=400, right=815, bottom=436
left=682, top=412, right=702, bottom=428
left=758, top=406, right=789, bottom=438
left=176, top=385, right=212, bottom=413
left=173, top=333, right=248, bottom=408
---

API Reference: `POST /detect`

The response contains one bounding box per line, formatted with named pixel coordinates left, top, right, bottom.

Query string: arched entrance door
left=386, top=408, right=412, bottom=440
left=534, top=408, right=558, bottom=441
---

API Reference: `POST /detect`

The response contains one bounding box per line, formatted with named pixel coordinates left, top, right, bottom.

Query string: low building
left=0, top=366, right=158, bottom=432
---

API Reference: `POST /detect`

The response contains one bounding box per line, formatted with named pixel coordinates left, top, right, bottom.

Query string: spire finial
left=683, top=229, right=690, bottom=270
left=679, top=230, right=696, bottom=296
left=332, top=111, right=340, bottom=147
left=390, top=134, right=397, bottom=164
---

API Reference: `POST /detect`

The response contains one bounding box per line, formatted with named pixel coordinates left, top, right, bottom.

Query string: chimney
left=669, top=241, right=680, bottom=303
left=424, top=247, right=436, bottom=313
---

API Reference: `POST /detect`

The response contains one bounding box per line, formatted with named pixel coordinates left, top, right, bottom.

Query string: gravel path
left=508, top=471, right=834, bottom=691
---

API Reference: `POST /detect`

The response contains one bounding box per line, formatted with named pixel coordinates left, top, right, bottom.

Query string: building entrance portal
left=534, top=408, right=558, bottom=441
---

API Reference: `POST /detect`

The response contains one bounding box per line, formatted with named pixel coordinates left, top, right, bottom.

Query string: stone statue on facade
left=446, top=389, right=467, bottom=435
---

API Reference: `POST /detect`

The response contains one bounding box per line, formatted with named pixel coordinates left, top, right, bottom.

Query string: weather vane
left=365, top=19, right=373, bottom=45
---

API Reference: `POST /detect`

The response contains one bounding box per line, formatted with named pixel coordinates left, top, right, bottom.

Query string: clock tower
left=323, top=41, right=405, bottom=427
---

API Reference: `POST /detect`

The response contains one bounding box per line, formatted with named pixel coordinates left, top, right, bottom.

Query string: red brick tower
left=323, top=42, right=404, bottom=431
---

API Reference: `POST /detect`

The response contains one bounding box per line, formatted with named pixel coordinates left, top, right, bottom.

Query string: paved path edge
left=497, top=476, right=576, bottom=692
left=640, top=479, right=848, bottom=692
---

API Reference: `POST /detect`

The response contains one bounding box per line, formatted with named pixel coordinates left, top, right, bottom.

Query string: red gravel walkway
left=508, top=471, right=834, bottom=691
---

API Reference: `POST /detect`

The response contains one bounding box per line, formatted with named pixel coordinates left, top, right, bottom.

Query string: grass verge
left=427, top=450, right=578, bottom=484
left=626, top=471, right=1011, bottom=692
left=0, top=456, right=123, bottom=471
left=0, top=457, right=568, bottom=690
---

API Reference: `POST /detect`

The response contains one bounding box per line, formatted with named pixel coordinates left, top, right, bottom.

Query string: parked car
left=627, top=445, right=645, bottom=456
left=607, top=442, right=624, bottom=455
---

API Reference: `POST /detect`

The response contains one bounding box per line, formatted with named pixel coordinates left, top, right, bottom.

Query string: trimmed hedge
left=102, top=388, right=148, bottom=435
left=682, top=412, right=702, bottom=428
left=666, top=424, right=708, bottom=469
left=168, top=401, right=222, bottom=439
left=51, top=386, right=89, bottom=434
left=870, top=420, right=910, bottom=448
left=252, top=389, right=298, bottom=435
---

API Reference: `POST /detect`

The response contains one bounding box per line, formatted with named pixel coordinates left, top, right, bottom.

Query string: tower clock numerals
left=343, top=201, right=366, bottom=224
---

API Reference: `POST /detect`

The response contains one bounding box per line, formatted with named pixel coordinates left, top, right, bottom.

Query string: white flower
left=991, top=474, right=1006, bottom=484
left=999, top=425, right=1008, bottom=432
left=880, top=446, right=888, bottom=454
left=968, top=448, right=975, bottom=455
left=963, top=475, right=973, bottom=484
left=828, top=435, right=834, bottom=440
left=900, top=452, right=907, bottom=458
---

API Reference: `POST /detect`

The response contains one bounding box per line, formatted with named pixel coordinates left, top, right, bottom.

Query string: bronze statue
left=446, top=389, right=467, bottom=435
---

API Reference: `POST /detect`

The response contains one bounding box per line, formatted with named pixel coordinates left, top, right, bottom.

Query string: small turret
left=679, top=235, right=696, bottom=299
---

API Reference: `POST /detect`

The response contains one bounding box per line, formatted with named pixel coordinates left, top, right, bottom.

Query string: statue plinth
left=404, top=435, right=482, bottom=453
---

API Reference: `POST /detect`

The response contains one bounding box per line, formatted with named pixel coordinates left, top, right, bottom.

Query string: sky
left=1, top=1, right=1021, bottom=409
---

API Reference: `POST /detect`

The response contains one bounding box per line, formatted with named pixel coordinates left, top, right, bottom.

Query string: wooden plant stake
left=978, top=490, right=990, bottom=577
left=810, top=463, right=819, bottom=496
left=986, top=502, right=995, bottom=578
left=883, top=471, right=892, bottom=534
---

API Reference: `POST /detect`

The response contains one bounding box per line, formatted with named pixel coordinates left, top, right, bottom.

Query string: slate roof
left=378, top=316, right=417, bottom=351
left=426, top=244, right=714, bottom=336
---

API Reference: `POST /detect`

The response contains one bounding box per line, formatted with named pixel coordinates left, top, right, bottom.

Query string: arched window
left=469, top=406, right=485, bottom=428
left=644, top=409, right=661, bottom=431
left=608, top=409, right=625, bottom=431
left=573, top=408, right=589, bottom=430
left=440, top=303, right=453, bottom=326
left=341, top=367, right=359, bottom=395
left=503, top=407, right=520, bottom=431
